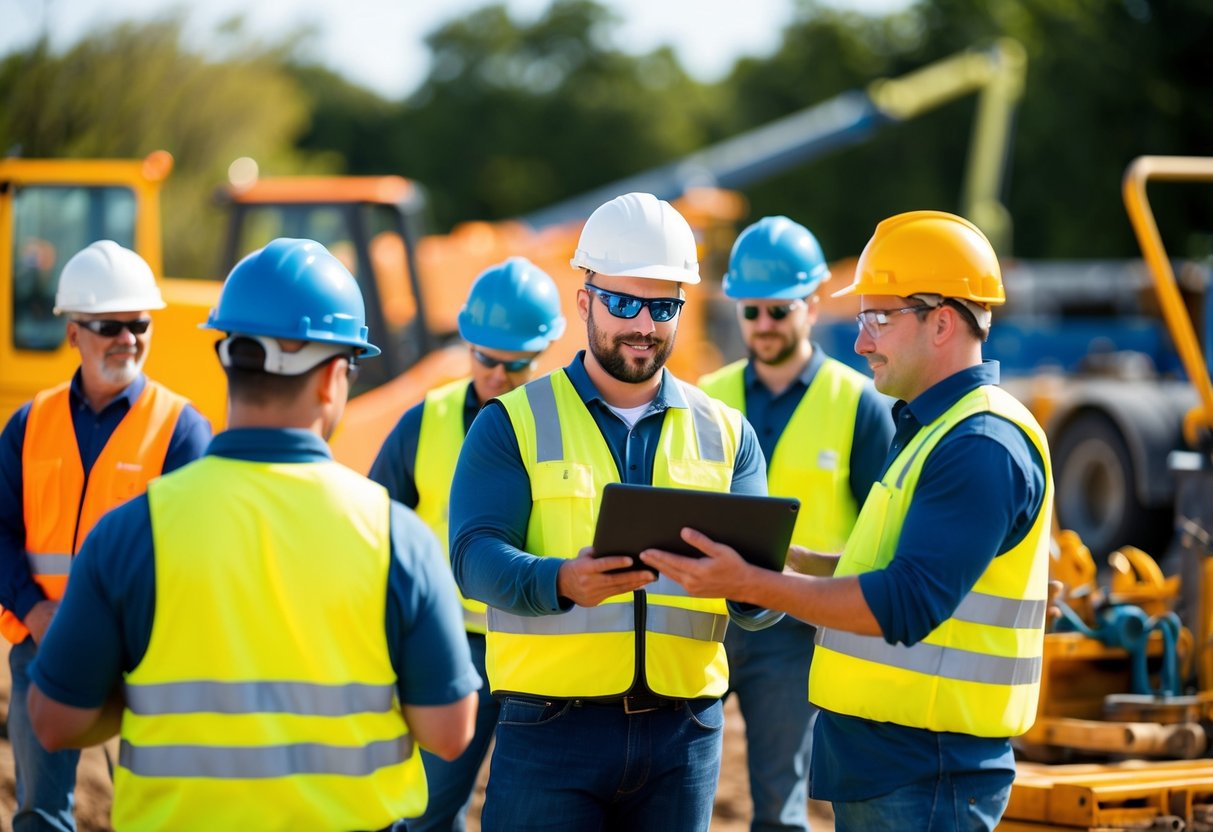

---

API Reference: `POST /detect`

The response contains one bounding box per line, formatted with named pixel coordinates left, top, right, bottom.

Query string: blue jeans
left=408, top=633, right=498, bottom=832
left=8, top=637, right=81, bottom=832
left=482, top=696, right=724, bottom=832
left=832, top=770, right=1013, bottom=832
left=725, top=616, right=816, bottom=832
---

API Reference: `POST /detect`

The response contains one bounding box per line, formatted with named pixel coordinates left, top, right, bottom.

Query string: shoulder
left=387, top=501, right=443, bottom=578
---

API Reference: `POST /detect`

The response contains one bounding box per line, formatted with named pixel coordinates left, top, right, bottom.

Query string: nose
left=854, top=326, right=874, bottom=356
left=632, top=305, right=658, bottom=333
left=114, top=327, right=138, bottom=346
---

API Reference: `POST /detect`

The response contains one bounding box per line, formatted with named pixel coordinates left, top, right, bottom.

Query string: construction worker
left=642, top=211, right=1052, bottom=832
left=25, top=238, right=480, bottom=830
left=0, top=240, right=211, bottom=832
left=369, top=255, right=566, bottom=832
left=698, top=216, right=894, bottom=832
left=448, top=192, right=776, bottom=832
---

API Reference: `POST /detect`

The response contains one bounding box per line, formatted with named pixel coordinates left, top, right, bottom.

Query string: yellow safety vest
left=6, top=379, right=186, bottom=644
left=809, top=385, right=1053, bottom=737
left=699, top=357, right=864, bottom=551
left=117, top=456, right=424, bottom=831
left=415, top=377, right=488, bottom=634
left=489, top=369, right=743, bottom=699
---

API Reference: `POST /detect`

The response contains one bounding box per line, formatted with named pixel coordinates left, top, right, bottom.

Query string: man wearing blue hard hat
left=26, top=238, right=480, bottom=830
left=698, top=216, right=894, bottom=832
left=370, top=255, right=566, bottom=832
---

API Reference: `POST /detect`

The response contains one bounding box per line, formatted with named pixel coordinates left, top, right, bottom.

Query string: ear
left=66, top=322, right=79, bottom=349
left=577, top=287, right=591, bottom=323
left=805, top=293, right=821, bottom=324
left=933, top=304, right=959, bottom=344
left=316, top=358, right=344, bottom=406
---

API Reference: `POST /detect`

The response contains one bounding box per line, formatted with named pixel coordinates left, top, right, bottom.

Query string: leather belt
left=574, top=694, right=685, bottom=714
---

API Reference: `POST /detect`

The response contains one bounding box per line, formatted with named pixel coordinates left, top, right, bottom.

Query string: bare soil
left=0, top=640, right=834, bottom=831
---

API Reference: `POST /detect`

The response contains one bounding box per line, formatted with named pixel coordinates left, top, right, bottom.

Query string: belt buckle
left=623, top=695, right=661, bottom=715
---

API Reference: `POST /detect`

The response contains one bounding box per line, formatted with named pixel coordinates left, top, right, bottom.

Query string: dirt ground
left=0, top=639, right=834, bottom=831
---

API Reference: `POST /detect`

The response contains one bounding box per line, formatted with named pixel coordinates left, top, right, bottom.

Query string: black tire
left=1052, top=410, right=1170, bottom=561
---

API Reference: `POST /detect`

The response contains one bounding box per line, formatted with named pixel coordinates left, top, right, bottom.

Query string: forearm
left=453, top=534, right=566, bottom=616
left=29, top=683, right=124, bottom=750
left=735, top=570, right=883, bottom=636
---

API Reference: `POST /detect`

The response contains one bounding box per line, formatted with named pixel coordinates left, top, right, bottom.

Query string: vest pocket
left=530, top=462, right=596, bottom=551
left=664, top=459, right=733, bottom=492
left=840, top=482, right=892, bottom=573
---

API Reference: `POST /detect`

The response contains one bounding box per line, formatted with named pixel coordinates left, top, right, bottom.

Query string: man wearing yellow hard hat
left=643, top=210, right=1052, bottom=832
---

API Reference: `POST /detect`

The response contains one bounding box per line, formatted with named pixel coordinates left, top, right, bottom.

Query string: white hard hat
left=571, top=192, right=700, bottom=284
left=54, top=240, right=165, bottom=315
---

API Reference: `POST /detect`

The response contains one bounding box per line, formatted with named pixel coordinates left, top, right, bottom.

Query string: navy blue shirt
left=811, top=361, right=1048, bottom=802
left=0, top=372, right=212, bottom=623
left=29, top=428, right=481, bottom=711
left=739, top=344, right=894, bottom=508
left=449, top=352, right=775, bottom=627
left=369, top=380, right=479, bottom=508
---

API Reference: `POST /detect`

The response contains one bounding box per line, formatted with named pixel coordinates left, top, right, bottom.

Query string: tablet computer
left=592, top=483, right=799, bottom=572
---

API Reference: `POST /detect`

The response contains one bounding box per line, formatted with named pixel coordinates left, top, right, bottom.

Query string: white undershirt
left=606, top=402, right=651, bottom=429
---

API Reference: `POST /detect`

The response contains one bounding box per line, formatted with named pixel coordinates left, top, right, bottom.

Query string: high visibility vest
left=699, top=357, right=865, bottom=551
left=488, top=370, right=742, bottom=699
left=117, top=456, right=425, bottom=831
left=6, top=379, right=186, bottom=644
left=415, top=377, right=487, bottom=633
left=809, top=385, right=1053, bottom=737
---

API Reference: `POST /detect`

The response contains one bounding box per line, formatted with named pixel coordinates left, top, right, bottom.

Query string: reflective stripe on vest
left=699, top=356, right=865, bottom=550
left=116, top=457, right=424, bottom=830
left=415, top=378, right=488, bottom=633
left=488, top=370, right=739, bottom=699
left=4, top=379, right=186, bottom=644
left=808, top=384, right=1053, bottom=738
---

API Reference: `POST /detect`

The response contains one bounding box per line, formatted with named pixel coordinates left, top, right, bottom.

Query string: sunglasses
left=72, top=318, right=152, bottom=337
left=584, top=284, right=684, bottom=323
left=741, top=302, right=802, bottom=321
left=472, top=349, right=536, bottom=373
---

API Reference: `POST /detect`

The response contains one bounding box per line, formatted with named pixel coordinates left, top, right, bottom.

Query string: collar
left=69, top=370, right=146, bottom=414
left=900, top=360, right=1001, bottom=426
left=206, top=428, right=334, bottom=464
left=565, top=350, right=688, bottom=411
left=741, top=341, right=825, bottom=393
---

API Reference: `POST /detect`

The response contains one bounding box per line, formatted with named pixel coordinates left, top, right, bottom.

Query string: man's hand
left=557, top=547, right=656, bottom=608
left=1047, top=579, right=1065, bottom=627
left=23, top=600, right=58, bottom=645
left=640, top=527, right=755, bottom=600
left=785, top=546, right=839, bottom=577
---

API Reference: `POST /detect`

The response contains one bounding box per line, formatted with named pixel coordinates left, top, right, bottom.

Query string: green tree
left=0, top=16, right=319, bottom=276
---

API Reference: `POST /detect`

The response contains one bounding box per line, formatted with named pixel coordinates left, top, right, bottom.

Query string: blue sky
left=2, top=0, right=908, bottom=100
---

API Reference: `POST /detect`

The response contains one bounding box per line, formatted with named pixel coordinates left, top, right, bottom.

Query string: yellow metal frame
left=1122, top=155, right=1213, bottom=447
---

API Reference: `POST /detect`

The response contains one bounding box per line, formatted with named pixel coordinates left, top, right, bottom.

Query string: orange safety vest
left=5, top=379, right=187, bottom=644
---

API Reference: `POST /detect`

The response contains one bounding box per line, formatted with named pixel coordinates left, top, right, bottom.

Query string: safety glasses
left=741, top=302, right=802, bottom=321
left=583, top=284, right=684, bottom=323
left=72, top=318, right=152, bottom=337
left=855, top=305, right=931, bottom=340
left=472, top=349, right=536, bottom=373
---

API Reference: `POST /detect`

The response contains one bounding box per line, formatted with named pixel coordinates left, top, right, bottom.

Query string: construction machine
left=1001, top=156, right=1213, bottom=832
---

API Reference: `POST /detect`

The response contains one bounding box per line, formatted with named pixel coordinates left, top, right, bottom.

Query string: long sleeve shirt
left=0, top=372, right=212, bottom=623
left=812, top=360, right=1048, bottom=802
left=449, top=352, right=776, bottom=627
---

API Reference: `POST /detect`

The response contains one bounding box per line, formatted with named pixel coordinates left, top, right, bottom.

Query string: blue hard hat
left=202, top=238, right=380, bottom=357
left=722, top=216, right=829, bottom=301
left=457, top=257, right=566, bottom=352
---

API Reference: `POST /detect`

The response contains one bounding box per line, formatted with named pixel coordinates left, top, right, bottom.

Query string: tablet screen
left=592, top=483, right=799, bottom=572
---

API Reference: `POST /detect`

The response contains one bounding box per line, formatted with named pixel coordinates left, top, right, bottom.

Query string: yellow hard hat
left=831, top=210, right=1005, bottom=305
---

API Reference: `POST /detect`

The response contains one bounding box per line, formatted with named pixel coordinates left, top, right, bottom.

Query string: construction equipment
left=1003, top=156, right=1213, bottom=832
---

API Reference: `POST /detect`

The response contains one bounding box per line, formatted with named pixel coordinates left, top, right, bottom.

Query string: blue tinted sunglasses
left=583, top=284, right=684, bottom=323
left=473, top=349, right=536, bottom=373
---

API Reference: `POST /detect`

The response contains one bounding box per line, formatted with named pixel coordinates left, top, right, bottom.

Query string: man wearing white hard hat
left=0, top=241, right=211, bottom=831
left=449, top=193, right=777, bottom=831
